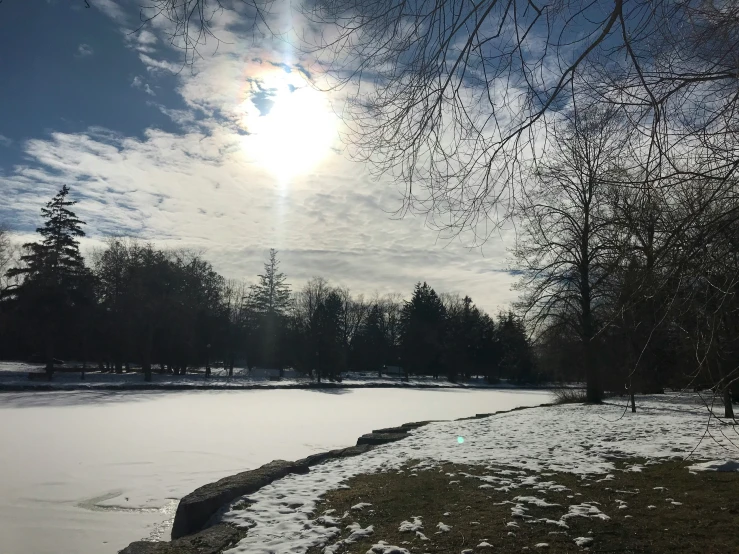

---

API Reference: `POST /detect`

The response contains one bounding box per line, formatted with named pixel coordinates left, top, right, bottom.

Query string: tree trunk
left=723, top=387, right=735, bottom=419
left=583, top=337, right=602, bottom=403
left=630, top=392, right=636, bottom=413
left=115, top=360, right=122, bottom=374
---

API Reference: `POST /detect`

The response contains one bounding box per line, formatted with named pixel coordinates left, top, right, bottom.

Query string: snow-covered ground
left=0, top=387, right=548, bottom=554
left=218, top=393, right=739, bottom=554
left=0, top=361, right=522, bottom=389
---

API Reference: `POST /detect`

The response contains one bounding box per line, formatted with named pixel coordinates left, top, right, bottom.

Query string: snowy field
left=218, top=394, right=739, bottom=554
left=0, top=361, right=517, bottom=389
left=0, top=387, right=548, bottom=554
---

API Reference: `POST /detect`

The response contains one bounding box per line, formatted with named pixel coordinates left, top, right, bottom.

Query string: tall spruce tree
left=250, top=249, right=291, bottom=316
left=10, top=185, right=86, bottom=284
left=249, top=249, right=291, bottom=370
left=7, top=186, right=89, bottom=374
left=400, top=282, right=447, bottom=380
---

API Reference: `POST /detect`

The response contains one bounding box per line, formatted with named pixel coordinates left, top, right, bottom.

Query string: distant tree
left=310, top=288, right=345, bottom=382
left=249, top=249, right=291, bottom=370
left=9, top=186, right=87, bottom=285
left=6, top=186, right=91, bottom=375
left=352, top=302, right=387, bottom=375
left=250, top=249, right=291, bottom=315
left=400, top=282, right=447, bottom=380
left=496, top=312, right=536, bottom=383
left=0, top=224, right=12, bottom=292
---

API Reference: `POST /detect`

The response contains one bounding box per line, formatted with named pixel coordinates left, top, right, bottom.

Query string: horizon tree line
left=0, top=186, right=535, bottom=383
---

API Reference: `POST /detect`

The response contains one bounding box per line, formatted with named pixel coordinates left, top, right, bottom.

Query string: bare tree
left=0, top=224, right=19, bottom=295
left=514, top=107, right=625, bottom=402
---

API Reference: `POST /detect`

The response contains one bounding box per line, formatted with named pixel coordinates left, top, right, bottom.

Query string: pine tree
left=249, top=249, right=291, bottom=316
left=7, top=186, right=90, bottom=375
left=249, top=249, right=291, bottom=370
left=400, top=282, right=447, bottom=380
left=9, top=185, right=86, bottom=285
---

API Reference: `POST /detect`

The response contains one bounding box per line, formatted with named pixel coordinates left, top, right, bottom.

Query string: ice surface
left=0, top=387, right=547, bottom=554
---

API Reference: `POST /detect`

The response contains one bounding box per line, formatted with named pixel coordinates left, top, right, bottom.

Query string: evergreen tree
left=249, top=249, right=291, bottom=369
left=310, top=289, right=345, bottom=381
left=6, top=186, right=90, bottom=375
left=353, top=303, right=387, bottom=375
left=400, top=282, right=447, bottom=380
left=9, top=186, right=86, bottom=285
left=250, top=249, right=291, bottom=316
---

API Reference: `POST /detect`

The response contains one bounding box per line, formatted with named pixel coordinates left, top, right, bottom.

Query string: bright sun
left=240, top=71, right=337, bottom=182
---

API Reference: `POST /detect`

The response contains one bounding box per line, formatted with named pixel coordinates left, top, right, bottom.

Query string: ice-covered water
left=0, top=387, right=548, bottom=554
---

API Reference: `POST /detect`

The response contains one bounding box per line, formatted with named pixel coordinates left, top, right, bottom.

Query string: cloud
left=90, top=0, right=126, bottom=22
left=0, top=135, right=12, bottom=147
left=131, top=75, right=156, bottom=96
left=6, top=2, right=520, bottom=313
left=124, top=29, right=158, bottom=54
left=76, top=43, right=94, bottom=57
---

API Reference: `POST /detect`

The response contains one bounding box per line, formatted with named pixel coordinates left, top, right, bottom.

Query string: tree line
left=513, top=106, right=739, bottom=416
left=0, top=186, right=534, bottom=383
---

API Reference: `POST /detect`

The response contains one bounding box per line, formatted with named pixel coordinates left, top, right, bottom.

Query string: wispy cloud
left=131, top=75, right=156, bottom=96
left=0, top=135, right=12, bottom=147
left=5, top=2, right=519, bottom=312
left=124, top=29, right=158, bottom=54
left=90, top=0, right=126, bottom=22
left=76, top=43, right=94, bottom=57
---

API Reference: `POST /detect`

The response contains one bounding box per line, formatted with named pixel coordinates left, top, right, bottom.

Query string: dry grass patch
left=307, top=459, right=739, bottom=553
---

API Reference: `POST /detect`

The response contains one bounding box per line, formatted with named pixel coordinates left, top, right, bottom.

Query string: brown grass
left=307, top=459, right=739, bottom=553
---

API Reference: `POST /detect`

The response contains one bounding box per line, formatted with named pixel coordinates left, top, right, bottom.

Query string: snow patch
left=398, top=516, right=423, bottom=533
left=436, top=522, right=451, bottom=533
left=366, top=541, right=410, bottom=554
left=689, top=460, right=739, bottom=473
left=574, top=536, right=594, bottom=547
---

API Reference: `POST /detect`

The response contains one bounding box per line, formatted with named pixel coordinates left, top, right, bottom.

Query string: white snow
left=573, top=536, right=594, bottom=547
left=514, top=496, right=560, bottom=508
left=0, top=387, right=548, bottom=554
left=351, top=503, right=373, bottom=511
left=220, top=394, right=739, bottom=554
left=398, top=516, right=423, bottom=532
left=562, top=503, right=610, bottom=522
left=365, top=541, right=410, bottom=554
left=436, top=522, right=452, bottom=532
left=477, top=541, right=493, bottom=547
left=689, top=460, right=739, bottom=472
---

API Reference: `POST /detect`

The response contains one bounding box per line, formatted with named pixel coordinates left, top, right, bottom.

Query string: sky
left=0, top=0, right=519, bottom=313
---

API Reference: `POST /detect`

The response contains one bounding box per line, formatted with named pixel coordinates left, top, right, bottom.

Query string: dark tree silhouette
left=6, top=186, right=91, bottom=376
left=400, top=282, right=447, bottom=381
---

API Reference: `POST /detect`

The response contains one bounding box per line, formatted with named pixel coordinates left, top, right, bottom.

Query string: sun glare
left=241, top=72, right=337, bottom=182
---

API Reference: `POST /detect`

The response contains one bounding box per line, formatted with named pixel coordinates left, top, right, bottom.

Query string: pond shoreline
left=0, top=380, right=552, bottom=393
left=119, top=403, right=552, bottom=554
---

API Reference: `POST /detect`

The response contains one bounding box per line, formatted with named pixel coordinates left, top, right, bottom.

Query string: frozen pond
left=0, top=387, right=549, bottom=554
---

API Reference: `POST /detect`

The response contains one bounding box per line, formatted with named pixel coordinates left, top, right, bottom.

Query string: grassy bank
left=308, top=459, right=739, bottom=553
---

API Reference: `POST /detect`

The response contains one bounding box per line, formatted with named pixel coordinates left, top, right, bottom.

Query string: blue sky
left=0, top=0, right=519, bottom=311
